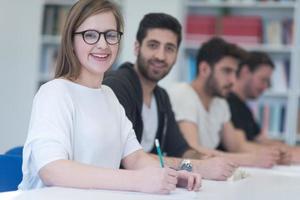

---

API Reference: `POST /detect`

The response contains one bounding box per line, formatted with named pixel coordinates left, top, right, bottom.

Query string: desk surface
left=1, top=166, right=300, bottom=200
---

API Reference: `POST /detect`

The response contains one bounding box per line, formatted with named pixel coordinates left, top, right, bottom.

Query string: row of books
left=298, top=107, right=300, bottom=135
left=186, top=54, right=290, bottom=92
left=269, top=59, right=290, bottom=92
left=201, top=0, right=295, bottom=2
left=42, top=5, right=70, bottom=35
left=248, top=101, right=286, bottom=138
left=185, top=15, right=293, bottom=46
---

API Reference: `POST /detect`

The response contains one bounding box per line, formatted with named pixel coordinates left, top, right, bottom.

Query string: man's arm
left=147, top=152, right=236, bottom=181
left=179, top=121, right=274, bottom=168
left=178, top=121, right=225, bottom=156
left=222, top=122, right=281, bottom=166
left=255, top=133, right=285, bottom=145
left=221, top=122, right=246, bottom=152
left=221, top=121, right=273, bottom=153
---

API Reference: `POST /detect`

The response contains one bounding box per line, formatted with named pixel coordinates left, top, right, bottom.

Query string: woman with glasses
left=19, top=0, right=201, bottom=194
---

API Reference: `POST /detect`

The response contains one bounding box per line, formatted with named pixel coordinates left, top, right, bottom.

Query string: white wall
left=119, top=0, right=184, bottom=87
left=0, top=0, right=42, bottom=153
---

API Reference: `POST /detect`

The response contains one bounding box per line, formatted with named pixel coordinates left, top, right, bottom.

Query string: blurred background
left=0, top=0, right=299, bottom=153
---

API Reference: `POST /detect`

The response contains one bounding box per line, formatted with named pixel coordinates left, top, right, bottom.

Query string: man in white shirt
left=168, top=37, right=283, bottom=168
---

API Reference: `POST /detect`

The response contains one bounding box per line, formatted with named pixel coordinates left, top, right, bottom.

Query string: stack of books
left=185, top=14, right=294, bottom=46
left=42, top=5, right=70, bottom=35
left=220, top=16, right=262, bottom=44
left=248, top=101, right=287, bottom=139
left=185, top=15, right=216, bottom=43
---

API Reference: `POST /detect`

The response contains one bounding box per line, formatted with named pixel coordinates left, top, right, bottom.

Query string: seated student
left=168, top=37, right=283, bottom=168
left=227, top=51, right=298, bottom=164
left=103, top=13, right=236, bottom=181
left=18, top=0, right=201, bottom=194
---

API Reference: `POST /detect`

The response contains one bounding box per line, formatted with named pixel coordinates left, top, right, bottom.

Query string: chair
left=0, top=154, right=23, bottom=192
left=5, top=146, right=23, bottom=157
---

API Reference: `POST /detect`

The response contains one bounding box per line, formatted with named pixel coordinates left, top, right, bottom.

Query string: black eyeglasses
left=74, top=29, right=123, bottom=45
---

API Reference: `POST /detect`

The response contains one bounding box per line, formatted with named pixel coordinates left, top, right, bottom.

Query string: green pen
left=155, top=139, right=164, bottom=168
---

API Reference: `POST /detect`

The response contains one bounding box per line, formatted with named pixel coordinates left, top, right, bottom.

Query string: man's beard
left=136, top=52, right=170, bottom=83
left=244, top=80, right=258, bottom=100
left=205, top=74, right=232, bottom=98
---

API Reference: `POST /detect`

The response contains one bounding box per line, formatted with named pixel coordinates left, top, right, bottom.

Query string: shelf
left=263, top=90, right=289, bottom=98
left=269, top=133, right=285, bottom=141
left=44, top=0, right=77, bottom=6
left=185, top=40, right=293, bottom=54
left=186, top=0, right=296, bottom=9
left=261, top=90, right=300, bottom=98
left=42, top=35, right=61, bottom=45
left=184, top=0, right=299, bottom=145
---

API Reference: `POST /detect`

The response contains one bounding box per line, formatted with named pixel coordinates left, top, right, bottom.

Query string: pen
left=155, top=139, right=164, bottom=168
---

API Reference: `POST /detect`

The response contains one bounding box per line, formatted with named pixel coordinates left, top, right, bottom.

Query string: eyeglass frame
left=73, top=29, right=123, bottom=45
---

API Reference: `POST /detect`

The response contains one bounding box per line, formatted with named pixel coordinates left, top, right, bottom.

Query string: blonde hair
left=55, top=0, right=123, bottom=79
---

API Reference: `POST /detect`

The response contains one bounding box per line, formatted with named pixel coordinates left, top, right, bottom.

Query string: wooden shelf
left=186, top=0, right=295, bottom=9
left=185, top=40, right=293, bottom=54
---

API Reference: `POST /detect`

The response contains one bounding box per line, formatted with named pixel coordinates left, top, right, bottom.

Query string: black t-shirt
left=226, top=92, right=261, bottom=141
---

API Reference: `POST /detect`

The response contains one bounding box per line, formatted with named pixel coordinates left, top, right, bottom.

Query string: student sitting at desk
left=168, top=38, right=281, bottom=168
left=227, top=51, right=299, bottom=164
left=18, top=0, right=201, bottom=194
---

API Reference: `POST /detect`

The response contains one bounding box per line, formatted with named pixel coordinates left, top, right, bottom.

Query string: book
left=43, top=5, right=55, bottom=35
left=280, top=104, right=286, bottom=133
left=57, top=6, right=70, bottom=35
left=220, top=16, right=262, bottom=44
left=297, top=108, right=300, bottom=135
left=264, top=19, right=282, bottom=45
left=187, top=55, right=197, bottom=82
left=270, top=60, right=288, bottom=92
left=269, top=103, right=283, bottom=137
left=185, top=15, right=216, bottom=43
left=282, top=18, right=294, bottom=45
left=251, top=101, right=286, bottom=137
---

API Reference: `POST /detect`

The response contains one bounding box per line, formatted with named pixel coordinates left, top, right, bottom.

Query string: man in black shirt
left=227, top=92, right=261, bottom=141
left=104, top=13, right=236, bottom=180
left=228, top=51, right=298, bottom=164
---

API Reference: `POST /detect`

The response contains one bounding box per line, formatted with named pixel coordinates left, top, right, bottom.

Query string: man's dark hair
left=195, top=37, right=244, bottom=75
left=238, top=51, right=275, bottom=76
left=136, top=13, right=182, bottom=47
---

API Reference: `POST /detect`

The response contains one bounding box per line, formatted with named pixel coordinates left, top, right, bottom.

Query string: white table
left=1, top=166, right=300, bottom=200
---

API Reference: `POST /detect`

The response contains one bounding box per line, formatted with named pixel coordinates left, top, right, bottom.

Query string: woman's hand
left=176, top=170, right=201, bottom=191
left=136, top=167, right=178, bottom=194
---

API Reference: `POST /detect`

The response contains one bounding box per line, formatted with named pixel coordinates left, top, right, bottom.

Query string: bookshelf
left=181, top=0, right=300, bottom=145
left=39, top=0, right=76, bottom=86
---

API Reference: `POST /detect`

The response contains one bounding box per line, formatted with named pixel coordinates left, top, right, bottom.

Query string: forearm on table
left=182, top=148, right=217, bottom=159
left=255, top=136, right=284, bottom=146
left=238, top=141, right=263, bottom=153
left=148, top=153, right=182, bottom=169
left=39, top=159, right=142, bottom=192
left=122, top=150, right=159, bottom=170
left=222, top=153, right=255, bottom=167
